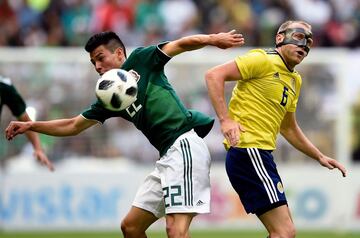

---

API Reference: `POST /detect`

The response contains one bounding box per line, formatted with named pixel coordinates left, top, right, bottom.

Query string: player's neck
left=275, top=48, right=295, bottom=71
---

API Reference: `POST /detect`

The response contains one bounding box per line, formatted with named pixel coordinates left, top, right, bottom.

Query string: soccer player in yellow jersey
left=205, top=20, right=347, bottom=238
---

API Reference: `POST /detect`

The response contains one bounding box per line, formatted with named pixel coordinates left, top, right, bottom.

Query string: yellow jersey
left=224, top=48, right=302, bottom=150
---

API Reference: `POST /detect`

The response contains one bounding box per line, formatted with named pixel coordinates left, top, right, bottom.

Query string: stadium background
left=0, top=0, right=360, bottom=237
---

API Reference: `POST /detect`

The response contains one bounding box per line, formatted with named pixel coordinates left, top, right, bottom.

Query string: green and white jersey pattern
left=0, top=76, right=26, bottom=120
left=82, top=43, right=214, bottom=156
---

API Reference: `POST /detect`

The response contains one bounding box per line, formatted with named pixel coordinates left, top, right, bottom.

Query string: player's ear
left=114, top=47, right=124, bottom=59
left=275, top=33, right=284, bottom=45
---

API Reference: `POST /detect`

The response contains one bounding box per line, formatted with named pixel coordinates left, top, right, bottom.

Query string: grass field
left=0, top=230, right=359, bottom=238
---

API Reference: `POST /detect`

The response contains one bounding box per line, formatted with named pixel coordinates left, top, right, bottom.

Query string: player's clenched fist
left=5, top=121, right=30, bottom=140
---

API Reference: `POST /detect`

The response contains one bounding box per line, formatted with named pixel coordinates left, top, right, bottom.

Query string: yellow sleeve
left=235, top=49, right=271, bottom=81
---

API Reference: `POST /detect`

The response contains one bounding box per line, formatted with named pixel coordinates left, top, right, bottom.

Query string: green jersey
left=82, top=43, right=214, bottom=156
left=0, top=76, right=26, bottom=119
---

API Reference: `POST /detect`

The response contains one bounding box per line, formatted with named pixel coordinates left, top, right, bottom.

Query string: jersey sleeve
left=127, top=43, right=171, bottom=71
left=235, top=49, right=270, bottom=81
left=81, top=101, right=113, bottom=124
left=3, top=83, right=26, bottom=117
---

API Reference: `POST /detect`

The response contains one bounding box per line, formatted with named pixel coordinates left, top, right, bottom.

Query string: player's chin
left=293, top=55, right=304, bottom=64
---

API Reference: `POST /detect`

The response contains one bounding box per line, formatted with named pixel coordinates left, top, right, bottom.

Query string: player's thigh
left=258, top=204, right=294, bottom=233
left=122, top=206, right=159, bottom=232
left=132, top=169, right=165, bottom=218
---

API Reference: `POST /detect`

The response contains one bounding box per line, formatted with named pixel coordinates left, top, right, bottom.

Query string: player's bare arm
left=17, top=112, right=55, bottom=171
left=205, top=60, right=245, bottom=146
left=6, top=115, right=97, bottom=140
left=162, top=30, right=244, bottom=57
left=280, top=111, right=347, bottom=177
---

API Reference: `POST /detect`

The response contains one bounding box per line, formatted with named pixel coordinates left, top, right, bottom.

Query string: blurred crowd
left=0, top=0, right=359, bottom=48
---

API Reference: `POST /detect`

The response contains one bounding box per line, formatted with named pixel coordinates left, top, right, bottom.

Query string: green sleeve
left=81, top=101, right=124, bottom=124
left=3, top=84, right=26, bottom=117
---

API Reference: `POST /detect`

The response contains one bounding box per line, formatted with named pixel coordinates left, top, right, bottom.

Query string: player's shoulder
left=246, top=48, right=279, bottom=57
left=245, top=48, right=275, bottom=59
left=263, top=48, right=278, bottom=55
left=130, top=45, right=156, bottom=55
left=240, top=48, right=274, bottom=67
left=253, top=48, right=282, bottom=65
left=127, top=45, right=158, bottom=63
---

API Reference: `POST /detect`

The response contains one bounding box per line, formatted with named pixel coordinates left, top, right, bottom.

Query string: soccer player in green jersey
left=205, top=20, right=347, bottom=238
left=5, top=30, right=244, bottom=237
left=1, top=76, right=53, bottom=171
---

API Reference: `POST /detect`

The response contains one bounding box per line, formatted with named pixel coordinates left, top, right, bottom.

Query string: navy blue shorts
left=226, top=147, right=287, bottom=216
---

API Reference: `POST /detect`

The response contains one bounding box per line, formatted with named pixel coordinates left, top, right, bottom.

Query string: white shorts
left=132, top=130, right=211, bottom=218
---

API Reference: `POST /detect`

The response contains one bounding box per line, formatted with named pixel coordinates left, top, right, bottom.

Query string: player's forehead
left=90, top=45, right=111, bottom=59
left=288, top=22, right=312, bottom=33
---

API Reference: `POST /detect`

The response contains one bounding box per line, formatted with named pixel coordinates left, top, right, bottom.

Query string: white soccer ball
left=95, top=69, right=138, bottom=111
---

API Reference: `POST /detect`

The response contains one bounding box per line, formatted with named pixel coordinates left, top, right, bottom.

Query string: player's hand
left=318, top=155, right=347, bottom=177
left=220, top=118, right=246, bottom=146
left=212, top=30, right=245, bottom=49
left=34, top=149, right=55, bottom=172
left=5, top=121, right=31, bottom=140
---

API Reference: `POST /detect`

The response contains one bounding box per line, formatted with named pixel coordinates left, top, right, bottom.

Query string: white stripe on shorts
left=247, top=148, right=279, bottom=204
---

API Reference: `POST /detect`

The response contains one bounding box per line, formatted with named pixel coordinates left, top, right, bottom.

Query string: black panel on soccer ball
left=98, top=80, right=114, bottom=90
left=117, top=71, right=127, bottom=82
left=110, top=93, right=122, bottom=109
left=126, top=87, right=137, bottom=96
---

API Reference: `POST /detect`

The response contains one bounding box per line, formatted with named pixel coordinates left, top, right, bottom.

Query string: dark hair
left=84, top=31, right=127, bottom=57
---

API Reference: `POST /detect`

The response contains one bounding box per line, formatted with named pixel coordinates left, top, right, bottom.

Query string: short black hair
left=84, top=31, right=127, bottom=57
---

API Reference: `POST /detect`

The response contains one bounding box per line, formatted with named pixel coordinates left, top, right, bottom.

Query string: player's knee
left=285, top=224, right=296, bottom=238
left=166, top=223, right=188, bottom=238
left=120, top=219, right=131, bottom=235
left=269, top=225, right=296, bottom=238
left=121, top=219, right=144, bottom=237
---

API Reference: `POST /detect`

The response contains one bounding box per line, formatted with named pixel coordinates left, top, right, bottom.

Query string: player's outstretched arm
left=6, top=115, right=97, bottom=140
left=18, top=113, right=54, bottom=171
left=280, top=112, right=347, bottom=177
left=162, top=30, right=245, bottom=57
